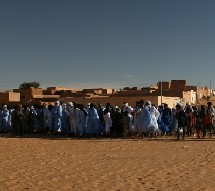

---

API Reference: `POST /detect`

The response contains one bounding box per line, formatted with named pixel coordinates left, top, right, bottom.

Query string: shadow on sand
left=1, top=133, right=215, bottom=142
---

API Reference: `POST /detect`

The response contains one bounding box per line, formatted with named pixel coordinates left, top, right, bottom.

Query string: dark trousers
left=186, top=117, right=192, bottom=137
left=14, top=123, right=23, bottom=136
left=196, top=123, right=201, bottom=138
left=203, top=124, right=212, bottom=138
left=176, top=126, right=186, bottom=140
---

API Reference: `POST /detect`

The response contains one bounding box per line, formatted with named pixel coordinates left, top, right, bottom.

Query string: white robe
left=68, top=107, right=79, bottom=134
left=104, top=112, right=112, bottom=134
left=149, top=106, right=161, bottom=133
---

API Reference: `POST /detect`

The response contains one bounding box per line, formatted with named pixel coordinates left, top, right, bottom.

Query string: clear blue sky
left=1, top=0, right=215, bottom=90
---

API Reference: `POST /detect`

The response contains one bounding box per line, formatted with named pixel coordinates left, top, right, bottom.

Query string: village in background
left=0, top=80, right=214, bottom=108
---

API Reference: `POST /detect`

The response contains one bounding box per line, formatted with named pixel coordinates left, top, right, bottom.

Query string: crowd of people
left=0, top=100, right=214, bottom=140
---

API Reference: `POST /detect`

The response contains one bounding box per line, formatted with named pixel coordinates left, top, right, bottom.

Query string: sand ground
left=0, top=135, right=215, bottom=191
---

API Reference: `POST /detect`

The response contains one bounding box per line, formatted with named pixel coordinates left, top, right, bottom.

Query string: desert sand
left=0, top=135, right=215, bottom=191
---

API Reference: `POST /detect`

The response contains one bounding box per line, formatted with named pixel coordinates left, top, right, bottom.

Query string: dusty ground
left=0, top=135, right=215, bottom=191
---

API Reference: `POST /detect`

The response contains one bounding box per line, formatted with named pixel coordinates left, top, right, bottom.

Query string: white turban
left=68, top=102, right=73, bottom=107
left=62, top=103, right=67, bottom=108
left=146, top=100, right=151, bottom=105
left=55, top=101, right=60, bottom=105
left=176, top=103, right=183, bottom=107
left=127, top=106, right=133, bottom=113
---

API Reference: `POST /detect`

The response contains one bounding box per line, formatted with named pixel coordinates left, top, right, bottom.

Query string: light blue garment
left=78, top=109, right=87, bottom=136
left=87, top=108, right=104, bottom=134
left=157, top=107, right=164, bottom=132
left=61, top=108, right=70, bottom=134
left=52, top=105, right=62, bottom=131
left=139, top=106, right=152, bottom=133
left=1, top=110, right=10, bottom=132
left=33, top=108, right=41, bottom=131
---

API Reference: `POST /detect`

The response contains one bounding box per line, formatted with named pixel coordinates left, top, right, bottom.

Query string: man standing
left=77, top=104, right=88, bottom=137
left=162, top=104, right=172, bottom=134
left=203, top=102, right=214, bottom=138
left=12, top=104, right=26, bottom=136
left=1, top=105, right=10, bottom=133
left=52, top=101, right=62, bottom=135
left=133, top=101, right=142, bottom=137
left=175, top=103, right=186, bottom=140
left=139, top=100, right=152, bottom=137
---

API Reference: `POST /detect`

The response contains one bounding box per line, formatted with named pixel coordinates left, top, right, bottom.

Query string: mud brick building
left=0, top=92, right=20, bottom=106
left=0, top=80, right=212, bottom=108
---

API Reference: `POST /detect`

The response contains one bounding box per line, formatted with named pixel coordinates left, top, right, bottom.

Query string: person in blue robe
left=157, top=105, right=165, bottom=133
left=87, top=103, right=104, bottom=135
left=161, top=104, right=172, bottom=133
left=52, top=101, right=62, bottom=134
left=1, top=105, right=10, bottom=132
left=97, top=103, right=105, bottom=126
left=61, top=103, right=70, bottom=135
left=78, top=104, right=88, bottom=137
left=32, top=105, right=42, bottom=132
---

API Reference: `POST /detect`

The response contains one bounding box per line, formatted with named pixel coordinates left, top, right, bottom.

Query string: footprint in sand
left=137, top=177, right=142, bottom=181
